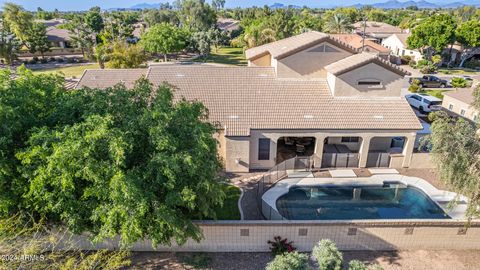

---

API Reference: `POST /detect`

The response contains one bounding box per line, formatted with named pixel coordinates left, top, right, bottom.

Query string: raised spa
left=276, top=183, right=450, bottom=220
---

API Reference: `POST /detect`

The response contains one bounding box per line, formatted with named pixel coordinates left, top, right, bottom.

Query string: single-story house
left=331, top=34, right=390, bottom=60
left=382, top=33, right=423, bottom=62
left=217, top=18, right=240, bottom=33
left=353, top=21, right=404, bottom=44
left=442, top=87, right=479, bottom=122
left=77, top=31, right=422, bottom=172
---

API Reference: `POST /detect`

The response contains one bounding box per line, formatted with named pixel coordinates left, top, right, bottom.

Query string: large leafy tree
left=455, top=20, right=480, bottom=67
left=178, top=0, right=217, bottom=31
left=1, top=3, right=34, bottom=42
left=139, top=23, right=188, bottom=62
left=104, top=41, right=146, bottom=68
left=0, top=68, right=225, bottom=247
left=24, top=22, right=50, bottom=58
left=428, top=85, right=480, bottom=219
left=407, top=14, right=457, bottom=56
left=0, top=19, right=20, bottom=65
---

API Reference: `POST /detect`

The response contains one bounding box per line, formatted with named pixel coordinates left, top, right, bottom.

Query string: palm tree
left=325, top=13, right=353, bottom=34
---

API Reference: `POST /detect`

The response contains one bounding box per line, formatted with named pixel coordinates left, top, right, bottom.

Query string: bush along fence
left=65, top=220, right=480, bottom=252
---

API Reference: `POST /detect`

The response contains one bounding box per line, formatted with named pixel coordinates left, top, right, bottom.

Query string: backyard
left=31, top=63, right=100, bottom=78
left=194, top=46, right=247, bottom=66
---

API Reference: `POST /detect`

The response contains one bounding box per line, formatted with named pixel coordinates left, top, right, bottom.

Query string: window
left=460, top=109, right=466, bottom=116
left=341, top=137, right=360, bottom=143
left=258, top=138, right=270, bottom=160
left=411, top=95, right=422, bottom=101
left=448, top=104, right=454, bottom=110
left=358, top=81, right=381, bottom=86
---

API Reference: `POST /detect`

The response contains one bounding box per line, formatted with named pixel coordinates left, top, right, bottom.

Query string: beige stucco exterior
left=248, top=54, right=272, bottom=67
left=327, top=63, right=403, bottom=97
left=442, top=94, right=479, bottom=122
left=276, top=42, right=352, bottom=78
left=224, top=136, right=250, bottom=172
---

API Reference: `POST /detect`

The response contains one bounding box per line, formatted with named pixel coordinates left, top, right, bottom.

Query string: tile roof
left=331, top=34, right=390, bottom=53
left=76, top=69, right=147, bottom=89
left=325, top=52, right=411, bottom=76
left=245, top=31, right=359, bottom=60
left=393, top=33, right=411, bottom=47
left=46, top=26, right=71, bottom=42
left=443, top=88, right=476, bottom=105
left=77, top=65, right=421, bottom=135
left=353, top=21, right=403, bottom=34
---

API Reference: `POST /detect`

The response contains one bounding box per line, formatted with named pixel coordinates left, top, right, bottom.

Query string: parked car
left=405, top=93, right=442, bottom=113
left=409, top=75, right=448, bottom=88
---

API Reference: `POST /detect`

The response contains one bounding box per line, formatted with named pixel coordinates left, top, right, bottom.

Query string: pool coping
left=261, top=174, right=468, bottom=220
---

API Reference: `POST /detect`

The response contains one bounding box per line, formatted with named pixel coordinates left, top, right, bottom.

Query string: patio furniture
left=284, top=137, right=294, bottom=145
left=296, top=144, right=305, bottom=154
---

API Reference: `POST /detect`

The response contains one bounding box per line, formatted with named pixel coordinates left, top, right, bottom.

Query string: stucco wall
left=409, top=153, right=435, bottom=169
left=381, top=35, right=423, bottom=62
left=214, top=130, right=227, bottom=168
left=73, top=220, right=480, bottom=252
left=276, top=42, right=352, bottom=79
left=331, top=63, right=403, bottom=97
left=442, top=95, right=478, bottom=122
left=225, top=136, right=250, bottom=172
left=248, top=54, right=272, bottom=67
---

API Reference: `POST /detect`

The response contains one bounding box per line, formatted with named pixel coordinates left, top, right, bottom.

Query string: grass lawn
left=213, top=184, right=241, bottom=220
left=438, top=68, right=480, bottom=75
left=194, top=46, right=247, bottom=66
left=32, top=63, right=100, bottom=78
left=422, top=89, right=449, bottom=99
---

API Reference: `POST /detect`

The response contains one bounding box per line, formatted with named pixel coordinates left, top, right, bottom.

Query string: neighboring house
left=217, top=18, right=240, bottom=33
left=442, top=87, right=479, bottom=122
left=331, top=34, right=390, bottom=60
left=77, top=31, right=421, bottom=172
left=352, top=21, right=404, bottom=43
left=46, top=26, right=72, bottom=48
left=382, top=33, right=423, bottom=63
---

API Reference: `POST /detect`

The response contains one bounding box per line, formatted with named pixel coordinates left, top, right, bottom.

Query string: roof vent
left=176, top=74, right=185, bottom=77
left=303, top=114, right=314, bottom=119
left=281, top=46, right=288, bottom=50
left=258, top=74, right=268, bottom=77
left=228, top=115, right=240, bottom=120
left=92, top=76, right=97, bottom=80
left=373, top=115, right=384, bottom=120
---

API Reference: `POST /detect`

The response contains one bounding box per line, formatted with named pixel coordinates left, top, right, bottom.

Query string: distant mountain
left=130, top=3, right=161, bottom=9
left=353, top=0, right=477, bottom=8
left=269, top=3, right=301, bottom=9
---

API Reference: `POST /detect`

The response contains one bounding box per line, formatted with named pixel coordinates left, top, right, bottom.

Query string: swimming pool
left=276, top=183, right=450, bottom=220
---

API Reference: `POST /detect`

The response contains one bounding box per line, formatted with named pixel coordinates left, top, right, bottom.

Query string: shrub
left=400, top=55, right=412, bottom=65
left=367, top=264, right=384, bottom=270
left=408, top=84, right=420, bottom=93
left=417, top=59, right=429, bottom=68
left=312, top=239, right=343, bottom=270
left=348, top=260, right=367, bottom=270
left=451, top=77, right=467, bottom=88
left=40, top=58, right=48, bottom=64
left=420, top=65, right=436, bottom=74
left=409, top=60, right=416, bottom=68
left=32, top=56, right=39, bottom=62
left=266, top=252, right=309, bottom=270
left=268, top=236, right=296, bottom=255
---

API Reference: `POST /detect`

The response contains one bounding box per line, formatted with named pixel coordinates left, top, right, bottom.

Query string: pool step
left=329, top=169, right=357, bottom=178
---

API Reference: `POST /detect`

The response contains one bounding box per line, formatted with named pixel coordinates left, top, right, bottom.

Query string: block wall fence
left=71, top=220, right=480, bottom=252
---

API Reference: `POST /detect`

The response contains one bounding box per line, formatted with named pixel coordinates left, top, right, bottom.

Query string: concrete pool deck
left=261, top=174, right=468, bottom=220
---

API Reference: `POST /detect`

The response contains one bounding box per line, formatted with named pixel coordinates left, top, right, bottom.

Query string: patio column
left=401, top=134, right=416, bottom=168
left=313, top=135, right=326, bottom=168
left=358, top=136, right=372, bottom=168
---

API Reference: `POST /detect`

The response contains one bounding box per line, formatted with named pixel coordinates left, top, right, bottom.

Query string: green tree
left=325, top=13, right=353, bottom=34
left=144, top=9, right=179, bottom=27
left=455, top=20, right=480, bottom=67
left=24, top=22, right=50, bottom=58
left=140, top=23, right=188, bottom=62
left=2, top=3, right=34, bottom=42
left=1, top=68, right=226, bottom=247
left=105, top=41, right=146, bottom=68
left=428, top=88, right=480, bottom=219
left=212, top=0, right=226, bottom=10
left=266, top=252, right=309, bottom=270
left=178, top=0, right=217, bottom=31
left=407, top=14, right=457, bottom=57
left=0, top=20, right=20, bottom=65
left=62, top=14, right=96, bottom=59
left=190, top=30, right=212, bottom=58
left=312, top=239, right=343, bottom=270
left=85, top=6, right=104, bottom=45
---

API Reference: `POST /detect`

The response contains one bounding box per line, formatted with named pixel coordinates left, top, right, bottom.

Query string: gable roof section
left=444, top=88, right=476, bottom=105
left=76, top=69, right=147, bottom=89
left=245, top=31, right=359, bottom=61
left=325, top=53, right=411, bottom=76
left=331, top=34, right=390, bottom=53
left=353, top=21, right=403, bottom=34
left=76, top=65, right=421, bottom=135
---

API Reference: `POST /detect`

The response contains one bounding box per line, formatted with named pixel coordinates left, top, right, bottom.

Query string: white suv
left=405, top=93, right=442, bottom=113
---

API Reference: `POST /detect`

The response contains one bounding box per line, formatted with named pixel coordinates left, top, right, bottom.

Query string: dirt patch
left=396, top=168, right=447, bottom=190
left=129, top=250, right=480, bottom=270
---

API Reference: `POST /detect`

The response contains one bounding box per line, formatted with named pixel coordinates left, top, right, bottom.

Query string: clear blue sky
left=0, top=0, right=461, bottom=11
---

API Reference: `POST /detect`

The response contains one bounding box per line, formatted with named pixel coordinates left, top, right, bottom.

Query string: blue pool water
left=276, top=184, right=450, bottom=220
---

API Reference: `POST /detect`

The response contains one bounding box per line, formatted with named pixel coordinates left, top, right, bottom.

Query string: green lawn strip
left=438, top=68, right=480, bottom=75
left=194, top=46, right=247, bottom=66
left=422, top=89, right=449, bottom=99
left=212, top=184, right=242, bottom=220
left=32, top=63, right=100, bottom=78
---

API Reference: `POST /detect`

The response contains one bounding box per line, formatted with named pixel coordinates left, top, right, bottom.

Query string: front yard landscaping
left=31, top=63, right=100, bottom=78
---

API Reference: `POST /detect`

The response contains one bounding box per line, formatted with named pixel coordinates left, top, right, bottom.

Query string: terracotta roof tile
left=76, top=69, right=147, bottom=89
left=325, top=52, right=410, bottom=76
left=331, top=34, right=390, bottom=53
